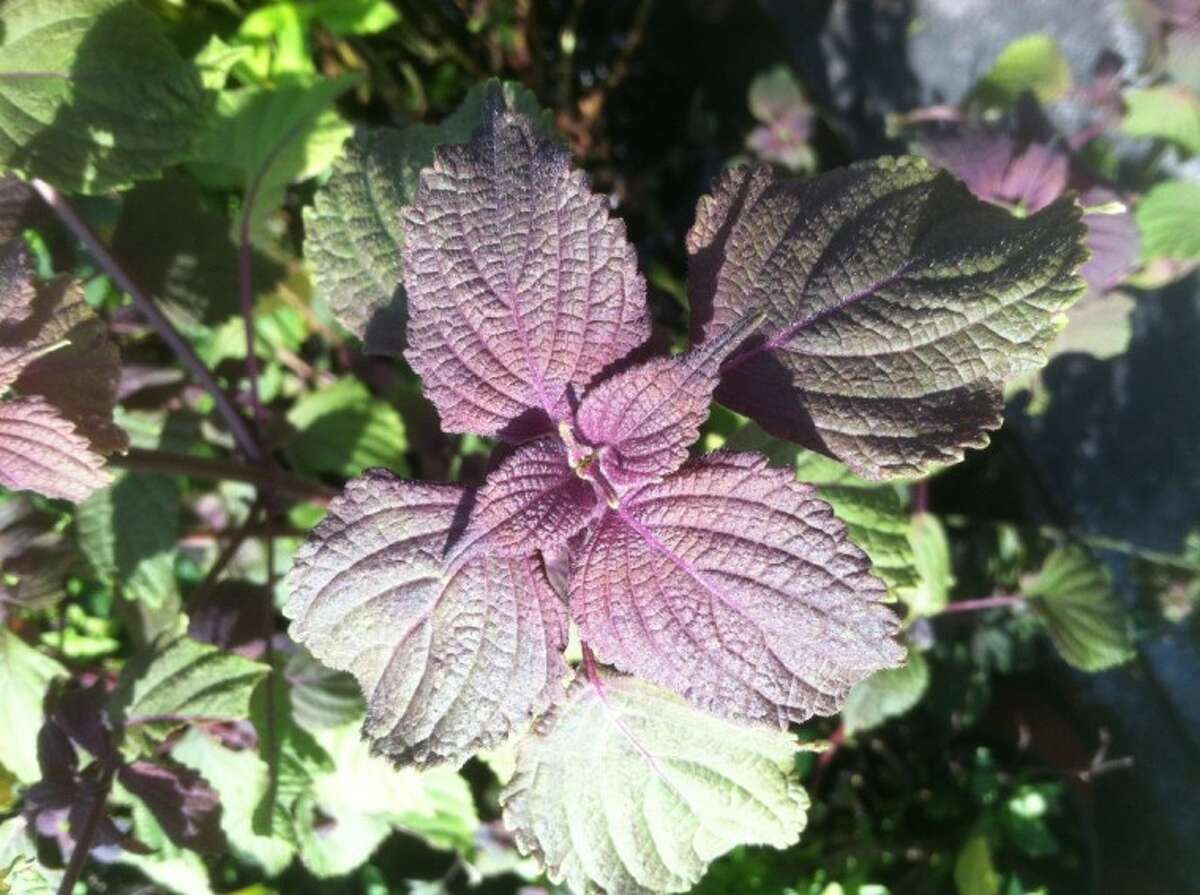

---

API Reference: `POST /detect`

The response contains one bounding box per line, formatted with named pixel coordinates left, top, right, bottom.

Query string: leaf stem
left=939, top=594, right=1026, bottom=614
left=109, top=447, right=335, bottom=503
left=56, top=762, right=116, bottom=895
left=29, top=179, right=266, bottom=465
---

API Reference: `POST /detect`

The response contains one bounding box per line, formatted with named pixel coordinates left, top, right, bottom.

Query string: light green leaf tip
left=1023, top=547, right=1135, bottom=672
left=972, top=33, right=1071, bottom=107
left=502, top=671, right=809, bottom=895
left=842, top=651, right=930, bottom=735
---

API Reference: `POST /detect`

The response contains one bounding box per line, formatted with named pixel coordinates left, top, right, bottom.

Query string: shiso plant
left=285, top=85, right=1087, bottom=894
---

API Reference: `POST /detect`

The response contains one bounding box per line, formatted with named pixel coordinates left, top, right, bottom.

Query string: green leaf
left=284, top=647, right=365, bottom=731
left=955, top=833, right=1001, bottom=895
left=192, top=35, right=255, bottom=91
left=0, top=0, right=208, bottom=193
left=1023, top=547, right=1135, bottom=672
left=906, top=512, right=954, bottom=618
left=0, top=629, right=65, bottom=783
left=303, top=78, right=549, bottom=356
left=285, top=378, right=408, bottom=478
left=842, top=651, right=930, bottom=735
left=0, top=817, right=62, bottom=895
left=188, top=73, right=358, bottom=242
left=1136, top=181, right=1200, bottom=262
left=171, top=728, right=296, bottom=876
left=1122, top=86, right=1200, bottom=156
left=972, top=34, right=1071, bottom=107
left=501, top=671, right=809, bottom=895
left=110, top=635, right=270, bottom=743
left=293, top=723, right=480, bottom=878
left=726, top=420, right=919, bottom=601
left=76, top=469, right=181, bottom=608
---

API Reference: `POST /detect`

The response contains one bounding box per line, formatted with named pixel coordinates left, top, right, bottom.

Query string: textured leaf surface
left=0, top=396, right=109, bottom=501
left=842, top=651, right=930, bottom=735
left=0, top=0, right=207, bottom=193
left=572, top=452, right=903, bottom=726
left=110, top=635, right=269, bottom=738
left=726, top=420, right=919, bottom=601
left=403, top=94, right=649, bottom=437
left=76, top=470, right=180, bottom=608
left=1023, top=547, right=1135, bottom=672
left=305, top=80, right=550, bottom=357
left=284, top=471, right=569, bottom=766
left=501, top=670, right=809, bottom=895
left=454, top=436, right=596, bottom=559
left=0, top=628, right=66, bottom=783
left=0, top=174, right=43, bottom=242
left=575, top=312, right=762, bottom=489
left=687, top=159, right=1087, bottom=479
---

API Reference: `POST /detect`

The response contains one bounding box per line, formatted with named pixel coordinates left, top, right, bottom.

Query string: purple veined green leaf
left=687, top=159, right=1087, bottom=479
left=450, top=436, right=598, bottom=561
left=573, top=311, right=765, bottom=490
left=402, top=89, right=650, bottom=439
left=284, top=470, right=570, bottom=767
left=571, top=452, right=904, bottom=726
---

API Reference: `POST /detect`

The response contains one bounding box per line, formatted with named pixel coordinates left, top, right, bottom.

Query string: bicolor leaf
left=687, top=159, right=1087, bottom=479
left=284, top=471, right=570, bottom=766
left=571, top=452, right=904, bottom=727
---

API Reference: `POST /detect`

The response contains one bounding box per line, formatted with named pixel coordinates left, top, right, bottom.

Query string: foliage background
left=1, top=1, right=1198, bottom=894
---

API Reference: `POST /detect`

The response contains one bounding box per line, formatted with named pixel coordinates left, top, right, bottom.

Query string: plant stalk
left=56, top=763, right=116, bottom=895
left=110, top=447, right=335, bottom=503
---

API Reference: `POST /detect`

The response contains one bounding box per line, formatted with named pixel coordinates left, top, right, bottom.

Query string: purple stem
left=940, top=594, right=1025, bottom=614
left=30, top=179, right=266, bottom=465
left=55, top=762, right=116, bottom=895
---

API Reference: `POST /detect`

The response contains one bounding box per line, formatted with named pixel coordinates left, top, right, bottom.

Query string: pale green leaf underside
left=502, top=672, right=808, bottom=895
left=1023, top=547, right=1135, bottom=672
left=726, top=419, right=919, bottom=601
left=842, top=651, right=930, bottom=735
left=0, top=0, right=207, bottom=193
left=1136, top=181, right=1200, bottom=262
left=303, top=78, right=550, bottom=356
left=0, top=628, right=66, bottom=783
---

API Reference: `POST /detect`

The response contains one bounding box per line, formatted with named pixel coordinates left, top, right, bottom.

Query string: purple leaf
left=0, top=396, right=110, bottom=501
left=687, top=160, right=1086, bottom=479
left=571, top=452, right=904, bottom=726
left=451, top=436, right=597, bottom=560
left=187, top=580, right=274, bottom=660
left=1080, top=187, right=1141, bottom=295
left=402, top=91, right=650, bottom=439
left=118, top=759, right=224, bottom=853
left=573, top=311, right=764, bottom=489
left=284, top=470, right=570, bottom=766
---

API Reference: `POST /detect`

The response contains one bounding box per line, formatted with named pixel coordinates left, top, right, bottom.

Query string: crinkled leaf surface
left=842, top=651, right=930, bottom=735
left=109, top=635, right=269, bottom=744
left=403, top=95, right=649, bottom=438
left=453, top=436, right=596, bottom=559
left=284, top=471, right=569, bottom=766
left=725, top=419, right=919, bottom=602
left=0, top=0, right=208, bottom=193
left=574, top=312, right=762, bottom=489
left=572, top=452, right=903, bottom=726
left=501, top=670, right=809, bottom=895
left=687, top=159, right=1086, bottom=479
left=0, top=396, right=108, bottom=501
left=0, top=174, right=42, bottom=242
left=1023, top=547, right=1135, bottom=672
left=304, top=80, right=549, bottom=358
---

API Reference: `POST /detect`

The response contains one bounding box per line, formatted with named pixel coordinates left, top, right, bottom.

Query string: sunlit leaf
left=285, top=378, right=409, bottom=479
left=0, top=628, right=66, bottom=783
left=842, top=651, right=930, bottom=735
left=1136, top=180, right=1200, bottom=262
left=0, top=0, right=207, bottom=193
left=688, top=158, right=1086, bottom=479
left=971, top=34, right=1071, bottom=107
left=1122, top=85, right=1200, bottom=155
left=502, top=670, right=809, bottom=895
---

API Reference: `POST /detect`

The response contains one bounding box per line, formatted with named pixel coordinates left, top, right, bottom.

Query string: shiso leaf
left=283, top=471, right=569, bottom=767
left=0, top=0, right=207, bottom=193
left=842, top=650, right=930, bottom=735
left=1135, top=180, right=1200, bottom=262
left=571, top=452, right=904, bottom=727
left=687, top=158, right=1087, bottom=480
left=1023, top=546, right=1135, bottom=672
left=0, top=396, right=109, bottom=501
left=501, top=669, right=809, bottom=895
left=403, top=87, right=650, bottom=438
left=452, top=436, right=596, bottom=560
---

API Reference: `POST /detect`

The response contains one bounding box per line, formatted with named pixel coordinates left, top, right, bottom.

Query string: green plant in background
left=0, top=2, right=1196, bottom=895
